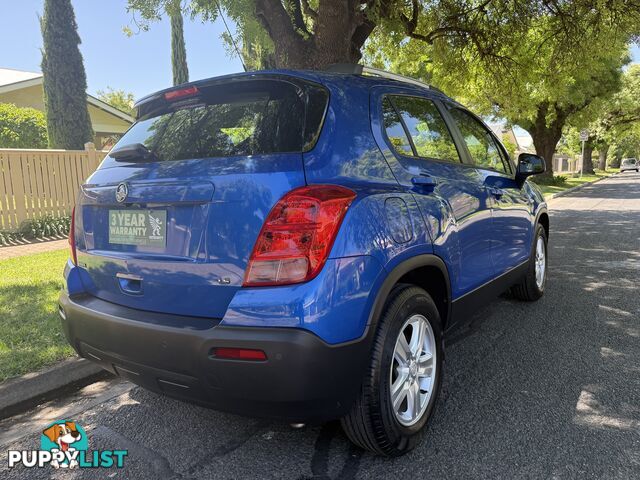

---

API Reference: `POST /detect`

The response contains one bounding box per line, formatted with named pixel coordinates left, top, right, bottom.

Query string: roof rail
left=326, top=63, right=442, bottom=93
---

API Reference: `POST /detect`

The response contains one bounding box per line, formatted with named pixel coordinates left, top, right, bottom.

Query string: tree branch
left=300, top=0, right=318, bottom=20
left=284, top=0, right=310, bottom=36
left=254, top=0, right=308, bottom=49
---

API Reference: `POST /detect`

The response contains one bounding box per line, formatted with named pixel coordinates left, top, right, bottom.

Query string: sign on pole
left=579, top=129, right=589, bottom=177
left=579, top=129, right=589, bottom=142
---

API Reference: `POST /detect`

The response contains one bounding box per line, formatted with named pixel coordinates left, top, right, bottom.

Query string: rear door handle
left=411, top=175, right=438, bottom=188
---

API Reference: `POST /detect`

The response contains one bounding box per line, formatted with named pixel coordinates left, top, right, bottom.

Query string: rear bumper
left=58, top=292, right=371, bottom=422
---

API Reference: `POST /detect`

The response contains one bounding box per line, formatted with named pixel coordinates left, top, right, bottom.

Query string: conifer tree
left=169, top=1, right=189, bottom=85
left=41, top=0, right=93, bottom=149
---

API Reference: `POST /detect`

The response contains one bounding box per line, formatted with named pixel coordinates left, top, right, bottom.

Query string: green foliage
left=41, top=0, right=94, bottom=149
left=575, top=64, right=640, bottom=149
left=170, top=5, right=189, bottom=85
left=127, top=1, right=640, bottom=75
left=21, top=215, right=71, bottom=239
left=0, top=231, right=21, bottom=247
left=124, top=0, right=190, bottom=84
left=502, top=137, right=518, bottom=159
left=533, top=175, right=568, bottom=187
left=0, top=215, right=70, bottom=246
left=611, top=127, right=640, bottom=164
left=0, top=103, right=48, bottom=148
left=96, top=87, right=136, bottom=116
left=367, top=8, right=636, bottom=175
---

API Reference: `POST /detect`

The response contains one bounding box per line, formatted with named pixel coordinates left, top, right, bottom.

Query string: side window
left=390, top=96, right=461, bottom=164
left=448, top=108, right=510, bottom=174
left=382, top=98, right=413, bottom=155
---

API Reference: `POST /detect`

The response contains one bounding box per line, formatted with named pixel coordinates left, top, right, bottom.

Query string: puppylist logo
left=7, top=420, right=127, bottom=470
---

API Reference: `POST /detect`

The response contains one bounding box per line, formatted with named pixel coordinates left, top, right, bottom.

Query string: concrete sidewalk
left=0, top=239, right=68, bottom=260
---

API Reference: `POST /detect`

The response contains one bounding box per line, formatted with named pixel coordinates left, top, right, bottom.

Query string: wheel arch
left=368, top=255, right=452, bottom=331
left=537, top=209, right=550, bottom=240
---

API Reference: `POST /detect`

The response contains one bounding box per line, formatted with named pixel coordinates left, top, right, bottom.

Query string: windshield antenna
left=215, top=0, right=247, bottom=72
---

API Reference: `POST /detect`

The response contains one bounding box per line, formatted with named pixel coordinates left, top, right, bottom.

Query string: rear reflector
left=69, top=206, right=77, bottom=265
left=211, top=348, right=267, bottom=361
left=243, top=185, right=356, bottom=287
left=164, top=86, right=199, bottom=101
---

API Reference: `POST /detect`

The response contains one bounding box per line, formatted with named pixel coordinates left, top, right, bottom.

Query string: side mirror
left=516, top=153, right=546, bottom=186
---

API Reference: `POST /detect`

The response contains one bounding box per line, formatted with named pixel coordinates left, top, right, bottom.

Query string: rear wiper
left=109, top=143, right=159, bottom=162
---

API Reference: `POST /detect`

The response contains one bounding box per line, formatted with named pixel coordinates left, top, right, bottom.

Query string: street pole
left=580, top=140, right=585, bottom=178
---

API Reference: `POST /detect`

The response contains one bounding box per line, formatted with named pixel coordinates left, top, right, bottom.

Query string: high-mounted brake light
left=68, top=206, right=78, bottom=266
left=164, top=86, right=199, bottom=101
left=243, top=185, right=356, bottom=287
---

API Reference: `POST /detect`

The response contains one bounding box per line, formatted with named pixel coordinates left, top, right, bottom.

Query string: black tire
left=340, top=285, right=443, bottom=456
left=511, top=223, right=547, bottom=301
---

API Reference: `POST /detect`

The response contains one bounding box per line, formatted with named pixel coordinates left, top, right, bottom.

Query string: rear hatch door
left=75, top=76, right=328, bottom=318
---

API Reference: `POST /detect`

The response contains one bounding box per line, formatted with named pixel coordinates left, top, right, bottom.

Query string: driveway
left=2, top=173, right=639, bottom=479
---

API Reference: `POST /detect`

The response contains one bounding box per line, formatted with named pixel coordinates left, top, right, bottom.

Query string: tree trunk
left=598, top=144, right=609, bottom=170
left=255, top=0, right=373, bottom=69
left=582, top=142, right=595, bottom=174
left=522, top=102, right=566, bottom=180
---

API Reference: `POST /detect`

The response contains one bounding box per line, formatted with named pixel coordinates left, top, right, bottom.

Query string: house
left=0, top=67, right=133, bottom=149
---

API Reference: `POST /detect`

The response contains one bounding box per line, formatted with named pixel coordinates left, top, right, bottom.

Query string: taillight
left=243, top=185, right=356, bottom=287
left=68, top=206, right=77, bottom=266
left=164, top=86, right=199, bottom=101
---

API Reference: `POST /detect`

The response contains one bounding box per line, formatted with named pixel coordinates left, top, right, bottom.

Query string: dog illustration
left=42, top=421, right=82, bottom=469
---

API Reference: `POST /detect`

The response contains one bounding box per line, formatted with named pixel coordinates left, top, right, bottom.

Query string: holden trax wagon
left=59, top=65, right=549, bottom=456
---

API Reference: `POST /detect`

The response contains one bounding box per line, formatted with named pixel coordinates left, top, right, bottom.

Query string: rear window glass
left=109, top=79, right=328, bottom=162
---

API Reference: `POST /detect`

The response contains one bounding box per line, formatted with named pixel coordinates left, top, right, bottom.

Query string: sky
left=0, top=1, right=638, bottom=102
left=0, top=0, right=244, bottom=99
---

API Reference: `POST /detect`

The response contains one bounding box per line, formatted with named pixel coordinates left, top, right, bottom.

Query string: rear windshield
left=622, top=159, right=637, bottom=164
left=108, top=78, right=328, bottom=162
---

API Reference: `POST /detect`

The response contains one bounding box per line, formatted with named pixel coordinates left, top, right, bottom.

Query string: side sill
left=448, top=259, right=529, bottom=330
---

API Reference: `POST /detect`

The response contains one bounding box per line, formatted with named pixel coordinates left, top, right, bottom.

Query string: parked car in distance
left=59, top=65, right=549, bottom=456
left=620, top=158, right=639, bottom=172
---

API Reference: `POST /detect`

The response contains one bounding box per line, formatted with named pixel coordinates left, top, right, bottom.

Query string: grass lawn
left=533, top=169, right=618, bottom=199
left=0, top=248, right=73, bottom=381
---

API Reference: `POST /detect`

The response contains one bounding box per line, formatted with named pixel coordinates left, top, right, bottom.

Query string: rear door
left=74, top=76, right=328, bottom=318
left=375, top=92, right=496, bottom=298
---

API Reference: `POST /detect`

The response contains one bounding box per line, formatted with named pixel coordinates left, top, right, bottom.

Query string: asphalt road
left=2, top=173, right=639, bottom=479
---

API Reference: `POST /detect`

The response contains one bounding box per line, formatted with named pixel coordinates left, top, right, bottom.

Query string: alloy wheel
left=535, top=236, right=546, bottom=290
left=390, top=314, right=437, bottom=426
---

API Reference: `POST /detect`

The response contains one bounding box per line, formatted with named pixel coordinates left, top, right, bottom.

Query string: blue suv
left=59, top=66, right=548, bottom=456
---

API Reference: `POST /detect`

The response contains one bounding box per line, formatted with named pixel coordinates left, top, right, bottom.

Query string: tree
left=0, top=103, right=48, bottom=148
left=41, top=0, right=93, bottom=149
left=126, top=0, right=189, bottom=85
left=97, top=87, right=136, bottom=116
left=124, top=1, right=640, bottom=71
left=125, top=2, right=639, bottom=178
left=577, top=64, right=640, bottom=169
left=611, top=127, right=640, bottom=165
left=365, top=11, right=633, bottom=177
left=169, top=1, right=189, bottom=84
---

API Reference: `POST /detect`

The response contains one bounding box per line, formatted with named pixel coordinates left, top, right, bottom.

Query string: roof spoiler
left=325, top=64, right=444, bottom=94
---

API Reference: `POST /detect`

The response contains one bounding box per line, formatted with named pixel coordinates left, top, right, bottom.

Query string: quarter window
left=448, top=108, right=511, bottom=174
left=382, top=98, right=413, bottom=155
